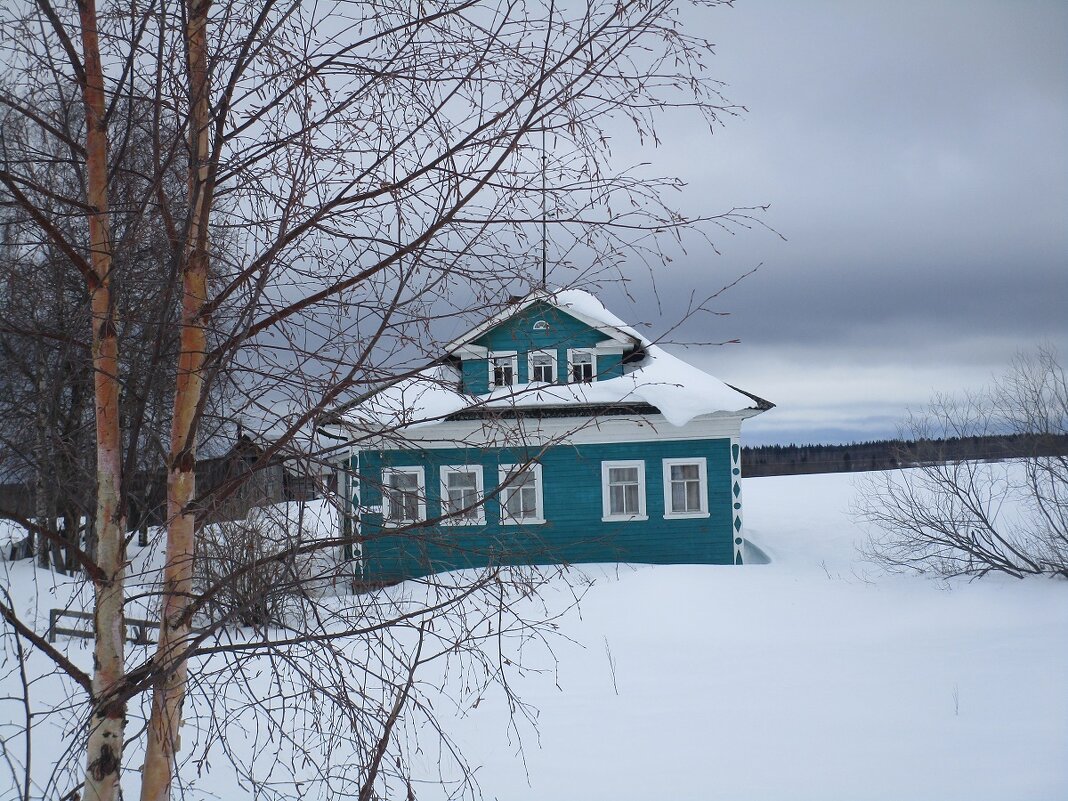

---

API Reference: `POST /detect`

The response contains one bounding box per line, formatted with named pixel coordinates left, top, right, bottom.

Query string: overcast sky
left=597, top=0, right=1067, bottom=445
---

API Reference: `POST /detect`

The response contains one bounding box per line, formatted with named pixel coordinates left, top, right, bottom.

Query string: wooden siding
left=460, top=357, right=486, bottom=395
left=461, top=300, right=614, bottom=393
left=596, top=351, right=624, bottom=380
left=355, top=436, right=734, bottom=582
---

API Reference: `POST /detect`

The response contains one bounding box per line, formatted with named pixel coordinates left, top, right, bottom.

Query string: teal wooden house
left=331, top=290, right=772, bottom=582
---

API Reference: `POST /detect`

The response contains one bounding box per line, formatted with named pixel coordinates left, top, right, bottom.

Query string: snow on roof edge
left=336, top=288, right=772, bottom=433
left=343, top=344, right=768, bottom=432
left=443, top=287, right=649, bottom=353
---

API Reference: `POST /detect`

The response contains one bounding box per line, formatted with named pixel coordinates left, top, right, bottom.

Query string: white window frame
left=439, top=465, right=485, bottom=526
left=381, top=466, right=426, bottom=527
left=527, top=349, right=558, bottom=384
left=488, top=351, right=519, bottom=388
left=662, top=457, right=710, bottom=519
left=498, top=463, right=545, bottom=525
left=601, top=460, right=648, bottom=522
left=567, top=348, right=597, bottom=384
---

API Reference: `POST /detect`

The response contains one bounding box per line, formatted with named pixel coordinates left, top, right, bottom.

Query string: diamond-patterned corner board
left=731, top=443, right=744, bottom=566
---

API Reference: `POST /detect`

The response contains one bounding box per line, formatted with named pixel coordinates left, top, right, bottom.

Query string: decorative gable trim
left=444, top=292, right=639, bottom=354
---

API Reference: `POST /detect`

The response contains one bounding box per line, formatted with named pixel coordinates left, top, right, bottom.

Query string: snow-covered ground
left=435, top=472, right=1068, bottom=801
left=1, top=471, right=1066, bottom=800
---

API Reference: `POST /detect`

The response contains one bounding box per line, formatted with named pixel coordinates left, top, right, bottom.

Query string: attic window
left=533, top=320, right=549, bottom=332
left=529, top=350, right=556, bottom=383
left=489, top=352, right=518, bottom=387
left=568, top=349, right=595, bottom=383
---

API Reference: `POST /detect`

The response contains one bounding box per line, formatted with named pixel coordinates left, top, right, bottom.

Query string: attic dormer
left=446, top=294, right=642, bottom=395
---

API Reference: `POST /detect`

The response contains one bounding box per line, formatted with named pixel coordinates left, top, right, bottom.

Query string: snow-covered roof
left=444, top=288, right=648, bottom=352
left=339, top=289, right=768, bottom=432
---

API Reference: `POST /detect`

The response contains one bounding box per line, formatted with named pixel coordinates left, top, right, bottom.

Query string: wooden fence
left=48, top=609, right=164, bottom=645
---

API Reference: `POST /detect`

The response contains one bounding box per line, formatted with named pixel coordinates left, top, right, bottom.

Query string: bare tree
left=0, top=0, right=761, bottom=799
left=857, top=346, right=1068, bottom=579
left=0, top=90, right=205, bottom=572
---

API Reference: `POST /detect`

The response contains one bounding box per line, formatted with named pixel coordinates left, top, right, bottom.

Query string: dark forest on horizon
left=742, top=433, right=1068, bottom=477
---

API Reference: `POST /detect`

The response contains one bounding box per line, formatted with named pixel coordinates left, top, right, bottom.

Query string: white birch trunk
left=77, top=1, right=127, bottom=798
left=140, top=2, right=213, bottom=797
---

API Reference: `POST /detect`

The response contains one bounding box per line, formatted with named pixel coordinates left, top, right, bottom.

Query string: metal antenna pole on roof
left=540, top=125, right=548, bottom=289
left=394, top=147, right=401, bottom=269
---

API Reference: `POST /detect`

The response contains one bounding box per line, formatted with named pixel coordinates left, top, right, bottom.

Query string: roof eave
left=724, top=383, right=776, bottom=413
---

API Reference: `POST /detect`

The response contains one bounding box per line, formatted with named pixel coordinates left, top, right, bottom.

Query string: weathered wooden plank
left=48, top=609, right=185, bottom=645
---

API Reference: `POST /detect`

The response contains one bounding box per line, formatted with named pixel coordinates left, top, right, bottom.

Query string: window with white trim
left=498, top=463, right=544, bottom=524
left=568, top=349, right=596, bottom=383
left=440, top=465, right=485, bottom=525
left=662, top=458, right=709, bottom=518
left=528, top=350, right=557, bottom=384
left=601, top=460, right=647, bottom=521
left=489, top=352, right=518, bottom=387
left=382, top=466, right=425, bottom=525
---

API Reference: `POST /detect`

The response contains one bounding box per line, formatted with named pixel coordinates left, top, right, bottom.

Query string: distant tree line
left=742, top=433, right=1068, bottom=478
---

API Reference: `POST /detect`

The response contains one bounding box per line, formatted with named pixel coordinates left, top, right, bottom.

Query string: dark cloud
left=600, top=0, right=1068, bottom=444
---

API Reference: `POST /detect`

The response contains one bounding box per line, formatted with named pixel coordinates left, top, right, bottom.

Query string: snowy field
left=435, top=472, right=1068, bottom=801
left=1, top=471, right=1066, bottom=800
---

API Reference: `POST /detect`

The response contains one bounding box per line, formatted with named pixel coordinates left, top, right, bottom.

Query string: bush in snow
left=856, top=345, right=1068, bottom=579
left=195, top=501, right=344, bottom=628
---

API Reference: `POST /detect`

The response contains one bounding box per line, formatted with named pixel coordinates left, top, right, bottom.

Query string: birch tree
left=0, top=0, right=759, bottom=798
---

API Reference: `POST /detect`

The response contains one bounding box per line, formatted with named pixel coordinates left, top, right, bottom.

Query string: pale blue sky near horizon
left=587, top=0, right=1067, bottom=446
